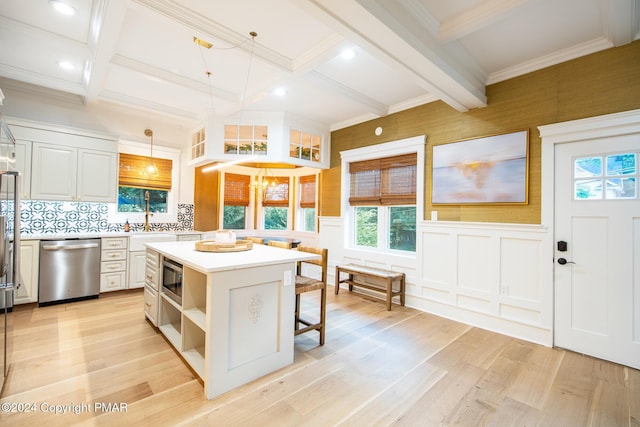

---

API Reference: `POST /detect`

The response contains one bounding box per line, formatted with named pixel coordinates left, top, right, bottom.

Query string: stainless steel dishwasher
left=38, top=238, right=101, bottom=306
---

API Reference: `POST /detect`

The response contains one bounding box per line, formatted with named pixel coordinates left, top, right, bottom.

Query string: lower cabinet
left=128, top=251, right=146, bottom=289
left=15, top=240, right=39, bottom=305
left=100, top=237, right=128, bottom=292
left=143, top=249, right=160, bottom=326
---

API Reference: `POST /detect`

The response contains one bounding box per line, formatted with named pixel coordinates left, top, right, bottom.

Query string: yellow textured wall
left=321, top=41, right=640, bottom=224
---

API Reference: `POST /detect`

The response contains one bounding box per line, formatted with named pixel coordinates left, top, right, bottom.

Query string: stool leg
left=295, top=293, right=301, bottom=331
left=334, top=267, right=340, bottom=295
left=386, top=278, right=392, bottom=311
left=400, top=277, right=406, bottom=306
left=319, top=286, right=326, bottom=345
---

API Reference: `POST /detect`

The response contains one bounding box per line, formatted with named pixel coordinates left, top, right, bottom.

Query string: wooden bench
left=334, top=264, right=405, bottom=311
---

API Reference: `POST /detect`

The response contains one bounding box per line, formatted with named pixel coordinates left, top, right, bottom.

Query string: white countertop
left=146, top=240, right=320, bottom=274
left=20, top=230, right=204, bottom=240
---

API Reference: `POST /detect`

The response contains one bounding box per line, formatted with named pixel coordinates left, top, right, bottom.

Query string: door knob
left=557, top=258, right=575, bottom=265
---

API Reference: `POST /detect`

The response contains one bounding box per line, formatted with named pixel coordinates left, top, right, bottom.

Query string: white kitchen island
left=145, top=240, right=319, bottom=399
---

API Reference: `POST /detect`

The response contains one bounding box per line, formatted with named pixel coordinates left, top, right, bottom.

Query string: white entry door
left=554, top=134, right=640, bottom=368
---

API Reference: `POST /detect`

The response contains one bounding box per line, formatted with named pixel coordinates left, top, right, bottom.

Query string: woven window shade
left=299, top=175, right=316, bottom=208
left=381, top=153, right=417, bottom=205
left=119, top=153, right=172, bottom=190
left=263, top=177, right=289, bottom=207
left=349, top=153, right=416, bottom=205
left=224, top=173, right=251, bottom=206
left=349, top=159, right=380, bottom=205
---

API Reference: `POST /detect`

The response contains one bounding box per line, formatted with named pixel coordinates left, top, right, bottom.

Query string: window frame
left=108, top=140, right=181, bottom=225
left=341, top=136, right=425, bottom=255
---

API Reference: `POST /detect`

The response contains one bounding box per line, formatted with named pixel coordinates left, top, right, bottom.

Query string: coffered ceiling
left=0, top=0, right=638, bottom=133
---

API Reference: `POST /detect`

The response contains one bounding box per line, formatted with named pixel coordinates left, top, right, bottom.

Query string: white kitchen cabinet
left=0, top=140, right=31, bottom=199
left=176, top=233, right=202, bottom=241
left=100, top=237, right=128, bottom=292
left=15, top=240, right=39, bottom=305
left=128, top=251, right=147, bottom=289
left=31, top=142, right=117, bottom=202
left=144, top=249, right=160, bottom=326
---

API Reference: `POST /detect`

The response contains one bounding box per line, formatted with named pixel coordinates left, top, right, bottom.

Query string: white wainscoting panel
left=319, top=217, right=553, bottom=346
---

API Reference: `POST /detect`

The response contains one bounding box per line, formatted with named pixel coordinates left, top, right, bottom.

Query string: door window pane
left=575, top=157, right=602, bottom=178
left=575, top=179, right=602, bottom=199
left=606, top=178, right=636, bottom=199
left=606, top=153, right=635, bottom=175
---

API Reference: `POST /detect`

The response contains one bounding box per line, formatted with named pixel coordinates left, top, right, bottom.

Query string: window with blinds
left=299, top=175, right=316, bottom=208
left=224, top=173, right=251, bottom=206
left=263, top=177, right=289, bottom=206
left=118, top=153, right=172, bottom=190
left=349, top=153, right=416, bottom=205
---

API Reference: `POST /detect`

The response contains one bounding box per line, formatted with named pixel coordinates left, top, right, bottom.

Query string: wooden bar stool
left=294, top=246, right=328, bottom=345
left=267, top=240, right=292, bottom=249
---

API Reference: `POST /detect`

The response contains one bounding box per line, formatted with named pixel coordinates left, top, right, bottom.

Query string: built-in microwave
left=162, top=258, right=183, bottom=305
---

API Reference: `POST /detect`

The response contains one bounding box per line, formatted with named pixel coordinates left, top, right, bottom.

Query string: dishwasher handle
left=42, top=242, right=100, bottom=251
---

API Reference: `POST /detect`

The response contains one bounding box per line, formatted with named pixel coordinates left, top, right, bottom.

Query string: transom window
left=574, top=152, right=637, bottom=200
left=224, top=124, right=268, bottom=155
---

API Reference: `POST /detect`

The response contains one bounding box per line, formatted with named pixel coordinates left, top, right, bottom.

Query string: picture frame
left=431, top=129, right=529, bottom=204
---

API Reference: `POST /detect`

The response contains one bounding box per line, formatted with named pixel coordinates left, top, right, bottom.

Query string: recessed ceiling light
left=273, top=87, right=287, bottom=97
left=49, top=1, right=77, bottom=16
left=57, top=61, right=75, bottom=71
left=340, top=48, right=356, bottom=60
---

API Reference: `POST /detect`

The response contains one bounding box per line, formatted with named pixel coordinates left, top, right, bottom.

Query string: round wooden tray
left=194, top=239, right=253, bottom=252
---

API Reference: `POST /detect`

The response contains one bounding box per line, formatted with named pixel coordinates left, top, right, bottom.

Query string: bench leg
left=386, top=278, right=392, bottom=311
left=334, top=267, right=340, bottom=294
left=400, top=277, right=406, bottom=306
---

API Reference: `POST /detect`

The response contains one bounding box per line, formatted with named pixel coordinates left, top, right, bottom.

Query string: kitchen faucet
left=144, top=190, right=153, bottom=232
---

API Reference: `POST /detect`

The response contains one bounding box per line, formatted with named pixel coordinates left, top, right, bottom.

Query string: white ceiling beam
left=437, top=0, right=534, bottom=44
left=304, top=0, right=486, bottom=111
left=110, top=54, right=239, bottom=103
left=600, top=0, right=640, bottom=46
left=84, top=0, right=127, bottom=103
left=306, top=70, right=389, bottom=116
left=132, top=0, right=293, bottom=72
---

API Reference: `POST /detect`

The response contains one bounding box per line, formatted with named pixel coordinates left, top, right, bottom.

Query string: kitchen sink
left=128, top=233, right=176, bottom=251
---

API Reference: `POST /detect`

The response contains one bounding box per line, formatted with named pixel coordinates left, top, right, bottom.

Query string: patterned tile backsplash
left=19, top=201, right=194, bottom=235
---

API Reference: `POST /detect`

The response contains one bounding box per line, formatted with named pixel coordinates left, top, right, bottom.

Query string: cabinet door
left=15, top=140, right=32, bottom=199
left=128, top=251, right=147, bottom=289
left=77, top=149, right=117, bottom=202
left=31, top=142, right=77, bottom=201
left=15, top=240, right=39, bottom=304
left=0, top=140, right=31, bottom=199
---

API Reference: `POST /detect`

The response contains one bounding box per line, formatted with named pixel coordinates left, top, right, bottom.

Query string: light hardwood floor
left=1, top=288, right=638, bottom=426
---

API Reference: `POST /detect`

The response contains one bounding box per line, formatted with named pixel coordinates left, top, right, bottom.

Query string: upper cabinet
left=189, top=112, right=330, bottom=169
left=6, top=118, right=118, bottom=202
left=31, top=143, right=117, bottom=202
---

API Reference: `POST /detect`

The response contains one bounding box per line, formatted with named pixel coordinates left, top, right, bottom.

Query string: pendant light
left=144, top=129, right=158, bottom=176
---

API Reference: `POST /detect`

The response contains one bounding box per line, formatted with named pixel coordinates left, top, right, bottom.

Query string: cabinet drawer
left=101, top=260, right=126, bottom=273
left=101, top=248, right=127, bottom=261
left=145, top=264, right=159, bottom=289
left=146, top=249, right=159, bottom=267
left=100, top=271, right=126, bottom=292
left=102, top=237, right=128, bottom=250
left=144, top=285, right=158, bottom=326
left=177, top=234, right=202, bottom=241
